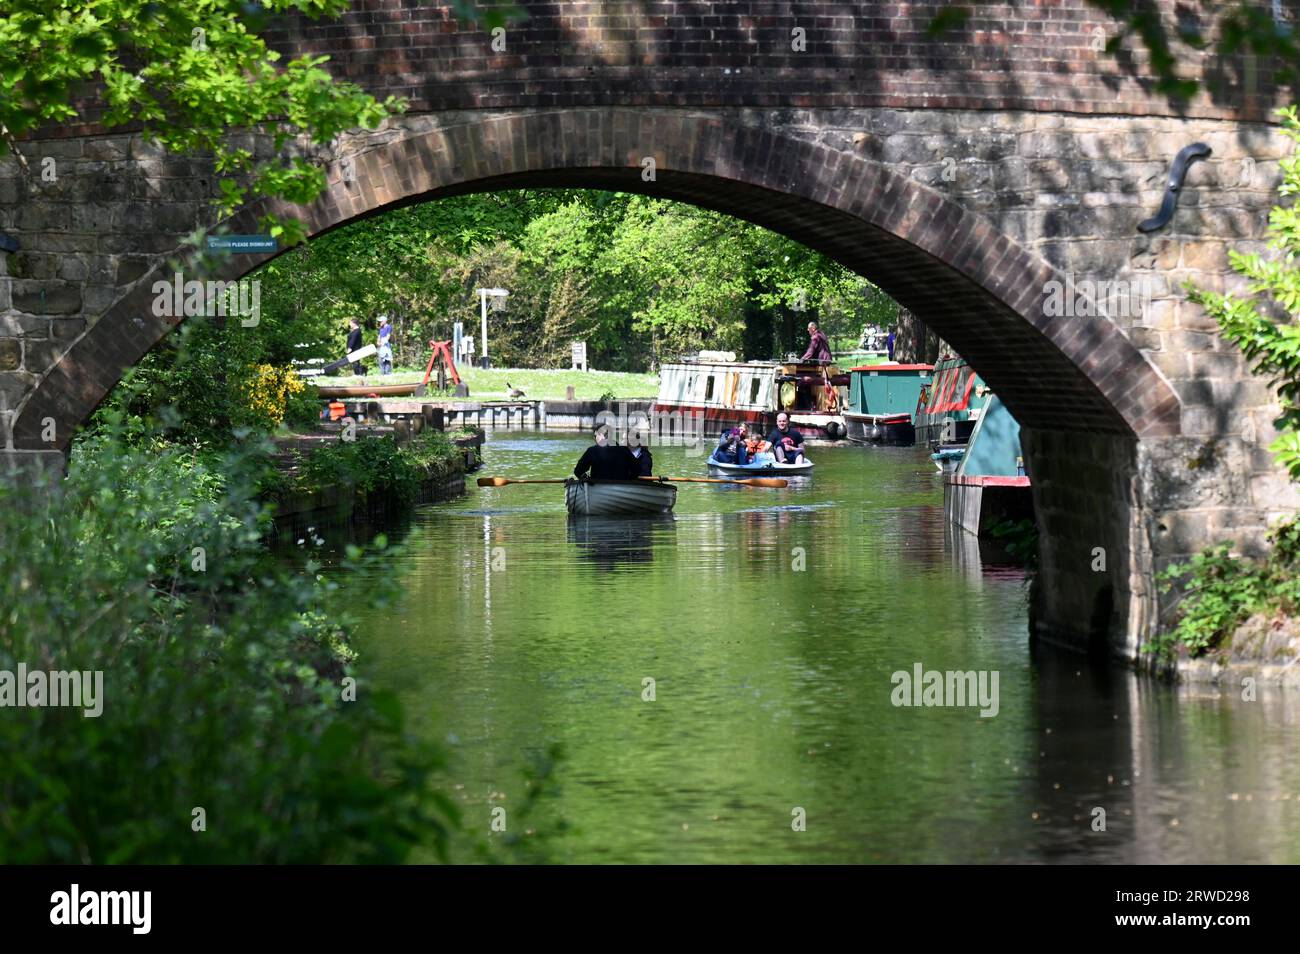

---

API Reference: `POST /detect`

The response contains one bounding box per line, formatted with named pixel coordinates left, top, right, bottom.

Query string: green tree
left=0, top=0, right=404, bottom=244
left=1187, top=105, right=1300, bottom=480
left=242, top=189, right=905, bottom=375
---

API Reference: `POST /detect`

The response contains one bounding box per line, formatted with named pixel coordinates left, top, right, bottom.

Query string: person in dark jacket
left=801, top=321, right=832, bottom=363
left=626, top=427, right=653, bottom=477
left=767, top=412, right=806, bottom=464
left=346, top=319, right=364, bottom=374
left=574, top=425, right=638, bottom=480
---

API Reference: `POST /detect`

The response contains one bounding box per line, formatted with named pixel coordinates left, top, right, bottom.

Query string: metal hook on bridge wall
left=1137, top=142, right=1212, bottom=233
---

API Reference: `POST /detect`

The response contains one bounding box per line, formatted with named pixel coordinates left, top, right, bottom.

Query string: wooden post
left=566, top=385, right=575, bottom=400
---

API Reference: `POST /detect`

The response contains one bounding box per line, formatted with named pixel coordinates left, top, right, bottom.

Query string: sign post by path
left=571, top=340, right=587, bottom=372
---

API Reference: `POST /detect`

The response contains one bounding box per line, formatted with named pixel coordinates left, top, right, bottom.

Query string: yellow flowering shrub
left=242, top=364, right=306, bottom=428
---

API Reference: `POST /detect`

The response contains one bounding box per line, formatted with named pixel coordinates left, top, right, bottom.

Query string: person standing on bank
left=377, top=315, right=393, bottom=375
left=574, top=424, right=639, bottom=480
left=801, top=320, right=833, bottom=363
left=346, top=318, right=364, bottom=374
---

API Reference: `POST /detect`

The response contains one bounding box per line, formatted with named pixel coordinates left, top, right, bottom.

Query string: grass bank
left=323, top=366, right=658, bottom=401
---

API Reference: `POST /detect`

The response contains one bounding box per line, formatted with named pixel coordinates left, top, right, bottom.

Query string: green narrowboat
left=914, top=354, right=988, bottom=448
left=944, top=394, right=1033, bottom=536
left=843, top=363, right=933, bottom=446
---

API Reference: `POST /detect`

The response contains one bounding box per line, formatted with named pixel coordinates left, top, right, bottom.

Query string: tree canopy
left=248, top=190, right=902, bottom=372
left=0, top=0, right=406, bottom=244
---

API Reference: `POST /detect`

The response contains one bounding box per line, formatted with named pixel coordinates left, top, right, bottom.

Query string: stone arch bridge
left=1, top=1, right=1297, bottom=659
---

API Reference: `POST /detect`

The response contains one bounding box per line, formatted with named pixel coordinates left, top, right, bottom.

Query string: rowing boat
left=706, top=453, right=814, bottom=477
left=313, top=382, right=420, bottom=398
left=564, top=479, right=678, bottom=515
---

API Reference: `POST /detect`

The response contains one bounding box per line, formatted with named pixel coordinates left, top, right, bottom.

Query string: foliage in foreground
left=269, top=429, right=465, bottom=506
left=0, top=427, right=457, bottom=863
left=0, top=0, right=404, bottom=246
left=97, top=299, right=326, bottom=446
left=1151, top=518, right=1300, bottom=660
left=1186, top=105, right=1300, bottom=482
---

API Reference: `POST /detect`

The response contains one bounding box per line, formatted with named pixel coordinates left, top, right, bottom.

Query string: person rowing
left=626, top=425, right=653, bottom=477
left=574, top=423, right=639, bottom=480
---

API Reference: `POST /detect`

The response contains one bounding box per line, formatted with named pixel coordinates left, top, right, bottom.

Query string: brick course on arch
left=10, top=109, right=1179, bottom=448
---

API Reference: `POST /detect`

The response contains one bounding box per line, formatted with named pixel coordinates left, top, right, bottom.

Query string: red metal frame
left=420, top=339, right=461, bottom=388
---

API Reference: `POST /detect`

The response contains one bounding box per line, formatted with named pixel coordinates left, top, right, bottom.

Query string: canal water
left=339, top=430, right=1300, bottom=863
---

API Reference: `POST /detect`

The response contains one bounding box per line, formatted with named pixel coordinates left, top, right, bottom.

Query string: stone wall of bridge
left=3, top=0, right=1299, bottom=656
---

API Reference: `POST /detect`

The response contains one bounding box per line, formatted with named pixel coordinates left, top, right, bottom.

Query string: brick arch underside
left=12, top=110, right=1181, bottom=450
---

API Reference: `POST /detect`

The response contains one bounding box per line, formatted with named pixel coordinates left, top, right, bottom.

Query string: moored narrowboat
left=914, top=354, right=987, bottom=448
left=843, top=363, right=932, bottom=446
left=943, top=395, right=1032, bottom=536
left=653, top=352, right=848, bottom=442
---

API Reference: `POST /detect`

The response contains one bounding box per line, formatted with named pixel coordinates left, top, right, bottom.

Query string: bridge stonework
left=2, top=2, right=1298, bottom=659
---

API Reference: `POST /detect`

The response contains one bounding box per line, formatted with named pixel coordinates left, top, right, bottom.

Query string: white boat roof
left=660, top=359, right=782, bottom=369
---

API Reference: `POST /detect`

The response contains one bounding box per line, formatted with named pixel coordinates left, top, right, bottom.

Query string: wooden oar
left=475, top=475, right=788, bottom=489
left=643, top=476, right=788, bottom=488
left=477, top=477, right=569, bottom=486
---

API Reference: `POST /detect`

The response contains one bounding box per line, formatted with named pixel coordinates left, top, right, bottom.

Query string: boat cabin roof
left=849, top=363, right=934, bottom=373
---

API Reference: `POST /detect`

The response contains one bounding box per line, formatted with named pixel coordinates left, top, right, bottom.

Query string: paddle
left=643, top=476, right=789, bottom=488
left=476, top=475, right=788, bottom=488
left=476, top=477, right=568, bottom=486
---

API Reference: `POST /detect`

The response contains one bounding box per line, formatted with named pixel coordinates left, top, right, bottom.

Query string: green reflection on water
left=342, top=431, right=1300, bottom=863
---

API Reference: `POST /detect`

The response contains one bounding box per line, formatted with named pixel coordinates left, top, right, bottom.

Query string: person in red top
left=801, top=321, right=832, bottom=363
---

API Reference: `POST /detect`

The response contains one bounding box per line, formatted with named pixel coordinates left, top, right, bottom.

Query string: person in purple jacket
left=801, top=321, right=832, bottom=363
